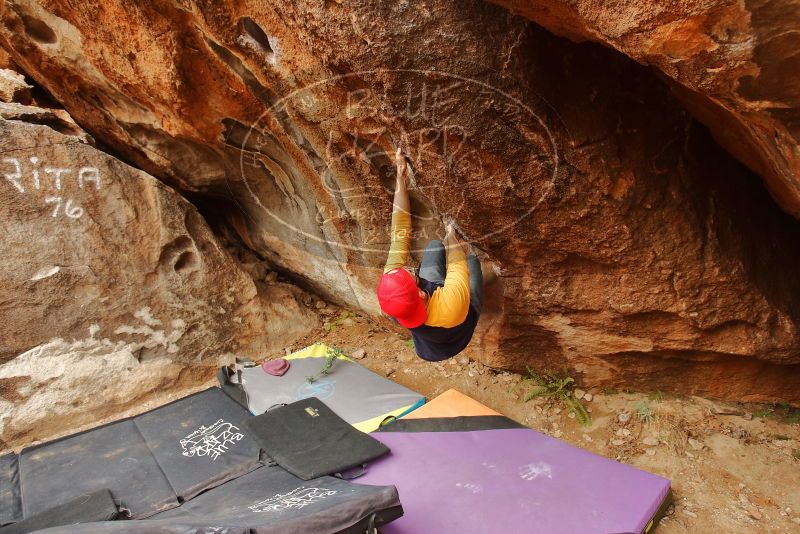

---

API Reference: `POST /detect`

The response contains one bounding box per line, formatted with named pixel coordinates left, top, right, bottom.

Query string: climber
left=376, top=148, right=483, bottom=361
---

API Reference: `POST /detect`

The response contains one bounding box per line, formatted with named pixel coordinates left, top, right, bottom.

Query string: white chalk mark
left=30, top=265, right=60, bottom=281
left=455, top=482, right=482, bottom=494
left=3, top=159, right=93, bottom=218
left=64, top=199, right=84, bottom=218
left=45, top=167, right=70, bottom=190
left=44, top=196, right=63, bottom=217
left=30, top=157, right=40, bottom=189
left=134, top=307, right=162, bottom=327
left=44, top=196, right=83, bottom=219
left=519, top=461, right=553, bottom=481
left=78, top=167, right=101, bottom=189
left=3, top=158, right=24, bottom=193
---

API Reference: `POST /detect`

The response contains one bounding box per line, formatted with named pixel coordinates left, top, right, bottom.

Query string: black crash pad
left=17, top=388, right=262, bottom=520
left=135, top=387, right=262, bottom=501
left=0, top=453, right=21, bottom=526
left=0, top=488, right=119, bottom=534
left=244, top=397, right=389, bottom=480
left=19, top=418, right=177, bottom=519
left=37, top=465, right=403, bottom=534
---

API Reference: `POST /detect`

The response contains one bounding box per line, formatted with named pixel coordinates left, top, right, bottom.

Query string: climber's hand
left=444, top=221, right=467, bottom=254
left=444, top=221, right=456, bottom=241
left=395, top=148, right=409, bottom=190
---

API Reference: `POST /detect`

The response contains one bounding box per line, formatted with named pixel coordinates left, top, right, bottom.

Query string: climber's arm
left=384, top=149, right=412, bottom=273
left=425, top=224, right=470, bottom=327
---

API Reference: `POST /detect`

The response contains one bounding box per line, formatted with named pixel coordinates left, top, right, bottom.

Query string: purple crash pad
left=356, top=428, right=670, bottom=534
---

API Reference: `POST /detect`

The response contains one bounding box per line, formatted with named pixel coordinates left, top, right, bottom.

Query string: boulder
left=0, top=0, right=798, bottom=402
left=490, top=0, right=800, bottom=219
left=0, top=107, right=316, bottom=448
left=0, top=68, right=31, bottom=103
left=0, top=45, right=15, bottom=70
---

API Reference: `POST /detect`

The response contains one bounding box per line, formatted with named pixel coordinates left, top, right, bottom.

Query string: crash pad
left=244, top=397, right=389, bottom=480
left=0, top=453, right=21, bottom=526
left=0, top=489, right=119, bottom=534
left=219, top=343, right=425, bottom=432
left=16, top=388, right=261, bottom=520
left=37, top=466, right=403, bottom=534
left=358, top=389, right=672, bottom=534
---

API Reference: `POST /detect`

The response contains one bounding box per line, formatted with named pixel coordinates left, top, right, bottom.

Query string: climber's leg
left=419, top=240, right=446, bottom=285
left=468, top=254, right=484, bottom=315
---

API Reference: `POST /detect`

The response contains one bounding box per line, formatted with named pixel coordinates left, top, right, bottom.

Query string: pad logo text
left=249, top=487, right=337, bottom=513
left=180, top=419, right=244, bottom=461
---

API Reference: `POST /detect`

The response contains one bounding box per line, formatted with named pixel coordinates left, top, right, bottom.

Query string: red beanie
left=376, top=268, right=427, bottom=328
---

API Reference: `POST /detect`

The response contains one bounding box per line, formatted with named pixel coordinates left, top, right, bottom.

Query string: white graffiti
left=44, top=196, right=84, bottom=218
left=180, top=419, right=244, bottom=461
left=519, top=461, right=553, bottom=481
left=2, top=157, right=101, bottom=219
left=249, top=487, right=337, bottom=513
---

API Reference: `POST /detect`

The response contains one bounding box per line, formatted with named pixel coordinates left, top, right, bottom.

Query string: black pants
left=418, top=240, right=483, bottom=315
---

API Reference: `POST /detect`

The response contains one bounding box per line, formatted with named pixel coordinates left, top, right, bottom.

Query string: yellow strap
left=283, top=342, right=353, bottom=362
left=352, top=403, right=417, bottom=433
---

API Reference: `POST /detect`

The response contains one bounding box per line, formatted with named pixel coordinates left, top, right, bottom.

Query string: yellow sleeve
left=384, top=211, right=411, bottom=273
left=424, top=247, right=470, bottom=328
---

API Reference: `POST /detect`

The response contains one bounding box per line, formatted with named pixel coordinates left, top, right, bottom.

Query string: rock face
left=491, top=0, right=800, bottom=219
left=0, top=68, right=31, bottom=103
left=0, top=0, right=799, bottom=403
left=0, top=105, right=316, bottom=447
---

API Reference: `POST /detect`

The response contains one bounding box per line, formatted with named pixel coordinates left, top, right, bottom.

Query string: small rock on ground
left=688, top=437, right=704, bottom=450
left=351, top=348, right=366, bottom=359
left=398, top=352, right=414, bottom=363
left=746, top=505, right=762, bottom=520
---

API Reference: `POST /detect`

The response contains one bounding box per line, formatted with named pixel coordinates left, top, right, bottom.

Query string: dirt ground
left=24, top=297, right=799, bottom=532
left=289, top=304, right=800, bottom=534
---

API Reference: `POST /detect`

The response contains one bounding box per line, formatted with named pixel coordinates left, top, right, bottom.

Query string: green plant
left=306, top=345, right=345, bottom=383
left=752, top=408, right=773, bottom=419
left=405, top=339, right=414, bottom=349
left=519, top=368, right=591, bottom=427
left=784, top=409, right=800, bottom=425
left=324, top=311, right=353, bottom=333
left=648, top=391, right=664, bottom=402
left=636, top=400, right=655, bottom=423
left=752, top=402, right=800, bottom=424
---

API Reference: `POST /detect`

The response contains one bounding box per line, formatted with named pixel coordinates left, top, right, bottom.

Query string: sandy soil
left=288, top=304, right=800, bottom=534
left=18, top=296, right=799, bottom=532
